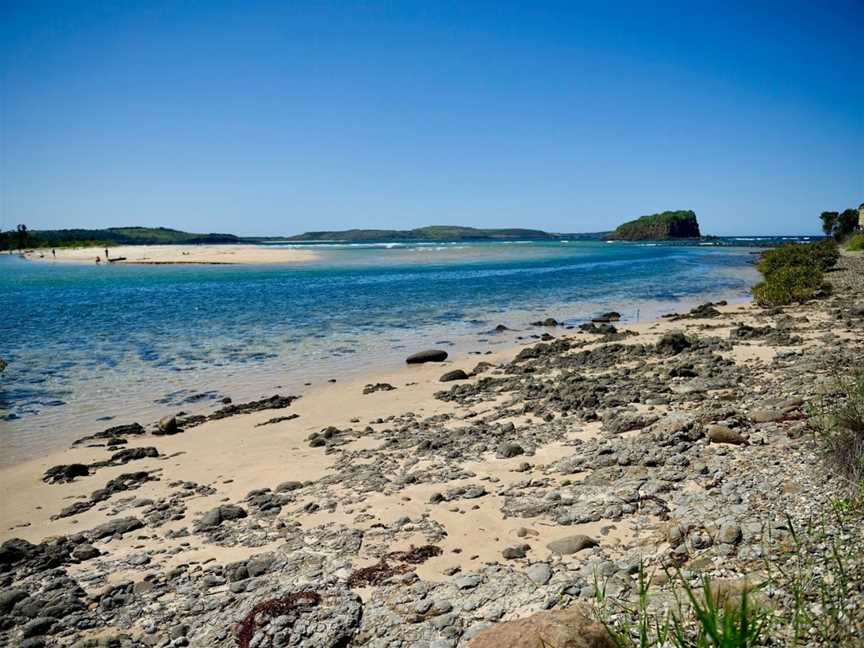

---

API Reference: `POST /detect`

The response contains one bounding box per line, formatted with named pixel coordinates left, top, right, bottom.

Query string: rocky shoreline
left=2, top=254, right=864, bottom=648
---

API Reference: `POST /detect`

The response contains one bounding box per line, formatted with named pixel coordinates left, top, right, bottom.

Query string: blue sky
left=2, top=1, right=862, bottom=236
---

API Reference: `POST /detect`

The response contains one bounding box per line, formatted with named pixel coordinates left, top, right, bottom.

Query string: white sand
left=22, top=244, right=317, bottom=265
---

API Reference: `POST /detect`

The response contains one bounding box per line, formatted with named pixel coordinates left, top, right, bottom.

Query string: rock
left=197, top=504, right=247, bottom=529
left=717, top=524, right=742, bottom=545
left=0, top=587, right=29, bottom=614
left=275, top=480, right=302, bottom=493
left=363, top=383, right=396, bottom=394
left=656, top=332, right=691, bottom=355
left=502, top=545, right=529, bottom=560
left=531, top=318, right=559, bottom=327
left=592, top=311, right=621, bottom=323
left=750, top=409, right=784, bottom=423
left=88, top=517, right=143, bottom=540
left=156, top=416, right=179, bottom=434
left=468, top=604, right=615, bottom=648
left=546, top=534, right=598, bottom=555
left=707, top=425, right=748, bottom=445
left=454, top=573, right=483, bottom=589
left=406, top=349, right=449, bottom=364
left=497, top=443, right=524, bottom=458
left=42, top=464, right=89, bottom=484
left=440, top=369, right=469, bottom=382
left=71, top=543, right=100, bottom=562
left=21, top=616, right=56, bottom=638
left=525, top=562, right=552, bottom=585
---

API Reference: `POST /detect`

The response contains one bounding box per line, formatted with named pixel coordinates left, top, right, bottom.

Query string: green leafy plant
left=846, top=233, right=864, bottom=252
left=752, top=264, right=824, bottom=307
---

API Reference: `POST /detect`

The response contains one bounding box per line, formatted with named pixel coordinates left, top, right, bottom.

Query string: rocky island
left=606, top=210, right=702, bottom=240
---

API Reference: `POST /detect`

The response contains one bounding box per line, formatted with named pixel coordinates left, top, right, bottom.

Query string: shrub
left=847, top=233, right=864, bottom=252
left=752, top=264, right=823, bottom=307
left=810, top=238, right=840, bottom=270
left=811, top=372, right=864, bottom=491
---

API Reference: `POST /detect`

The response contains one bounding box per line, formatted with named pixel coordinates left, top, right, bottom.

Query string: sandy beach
left=21, top=244, right=318, bottom=265
left=1, top=254, right=863, bottom=646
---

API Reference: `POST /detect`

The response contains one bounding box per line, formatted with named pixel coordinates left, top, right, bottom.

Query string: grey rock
left=406, top=349, right=449, bottom=364
left=525, top=562, right=552, bottom=585
left=546, top=534, right=598, bottom=555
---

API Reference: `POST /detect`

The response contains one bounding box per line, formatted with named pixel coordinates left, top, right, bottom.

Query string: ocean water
left=0, top=240, right=761, bottom=462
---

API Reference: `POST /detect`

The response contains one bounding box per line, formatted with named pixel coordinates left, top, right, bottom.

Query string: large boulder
left=197, top=504, right=247, bottom=529
left=406, top=349, right=448, bottom=364
left=468, top=604, right=615, bottom=648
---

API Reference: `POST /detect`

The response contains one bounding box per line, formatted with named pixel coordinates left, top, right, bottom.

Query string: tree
left=16, top=224, right=29, bottom=250
left=820, top=211, right=839, bottom=237
left=836, top=209, right=859, bottom=241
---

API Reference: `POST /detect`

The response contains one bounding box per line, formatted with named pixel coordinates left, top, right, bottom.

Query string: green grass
left=751, top=240, right=838, bottom=307
left=846, top=233, right=864, bottom=251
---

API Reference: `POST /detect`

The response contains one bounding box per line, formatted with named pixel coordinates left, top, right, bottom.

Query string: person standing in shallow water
left=105, top=248, right=109, bottom=262
left=52, top=249, right=55, bottom=259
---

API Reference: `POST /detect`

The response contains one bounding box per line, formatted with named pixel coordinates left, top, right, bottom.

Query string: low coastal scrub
left=752, top=240, right=837, bottom=307
left=847, top=233, right=864, bottom=252
left=810, top=371, right=864, bottom=492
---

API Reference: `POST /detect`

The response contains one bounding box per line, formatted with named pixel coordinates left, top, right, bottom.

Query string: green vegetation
left=0, top=226, right=241, bottom=251
left=285, top=225, right=558, bottom=242
left=606, top=210, right=701, bottom=240
left=846, top=233, right=864, bottom=251
left=810, top=371, right=864, bottom=491
left=751, top=239, right=837, bottom=307
left=820, top=207, right=860, bottom=242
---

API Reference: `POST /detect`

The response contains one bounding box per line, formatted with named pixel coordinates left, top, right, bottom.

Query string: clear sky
left=2, top=1, right=862, bottom=236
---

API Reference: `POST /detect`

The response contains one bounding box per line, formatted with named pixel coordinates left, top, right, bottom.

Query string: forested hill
left=283, top=225, right=559, bottom=242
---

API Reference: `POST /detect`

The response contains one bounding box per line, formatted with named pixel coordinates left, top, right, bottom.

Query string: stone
left=717, top=524, right=742, bottom=545
left=656, top=332, right=691, bottom=355
left=497, top=443, right=524, bottom=458
left=406, top=349, right=449, bottom=364
left=454, top=573, right=483, bottom=589
left=707, top=425, right=748, bottom=445
left=275, top=480, right=302, bottom=492
left=525, top=563, right=552, bottom=585
left=156, top=416, right=179, bottom=435
left=440, top=369, right=469, bottom=382
left=546, top=535, right=598, bottom=555
left=0, top=587, right=29, bottom=614
left=197, top=504, right=247, bottom=529
left=468, top=604, right=615, bottom=648
left=71, top=543, right=100, bottom=561
left=42, top=464, right=89, bottom=484
left=750, top=409, right=784, bottom=423
left=88, top=517, right=143, bottom=540
left=502, top=545, right=528, bottom=560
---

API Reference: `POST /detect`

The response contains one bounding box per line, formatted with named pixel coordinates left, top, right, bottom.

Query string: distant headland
left=1, top=211, right=706, bottom=251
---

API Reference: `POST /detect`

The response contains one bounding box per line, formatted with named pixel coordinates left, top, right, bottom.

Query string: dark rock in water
left=592, top=311, right=621, bottom=323
left=197, top=505, right=247, bottom=530
left=88, top=517, right=143, bottom=540
left=439, top=369, right=469, bottom=382
left=42, top=464, right=89, bottom=484
left=494, top=324, right=510, bottom=332
left=363, top=382, right=396, bottom=394
left=155, top=415, right=178, bottom=435
left=530, top=318, right=559, bottom=327
left=406, top=349, right=448, bottom=364
left=221, top=396, right=232, bottom=404
left=209, top=394, right=298, bottom=420
left=656, top=332, right=691, bottom=355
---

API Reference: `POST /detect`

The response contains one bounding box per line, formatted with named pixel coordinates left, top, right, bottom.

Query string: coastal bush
left=752, top=265, right=823, bottom=307
left=810, top=372, right=864, bottom=491
left=752, top=240, right=836, bottom=307
left=847, top=233, right=864, bottom=252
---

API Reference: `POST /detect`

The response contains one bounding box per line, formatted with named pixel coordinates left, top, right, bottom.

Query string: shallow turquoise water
left=0, top=240, right=760, bottom=460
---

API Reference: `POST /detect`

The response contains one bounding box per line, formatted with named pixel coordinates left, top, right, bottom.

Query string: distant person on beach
left=95, top=256, right=101, bottom=264
left=52, top=249, right=56, bottom=258
left=105, top=248, right=109, bottom=262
